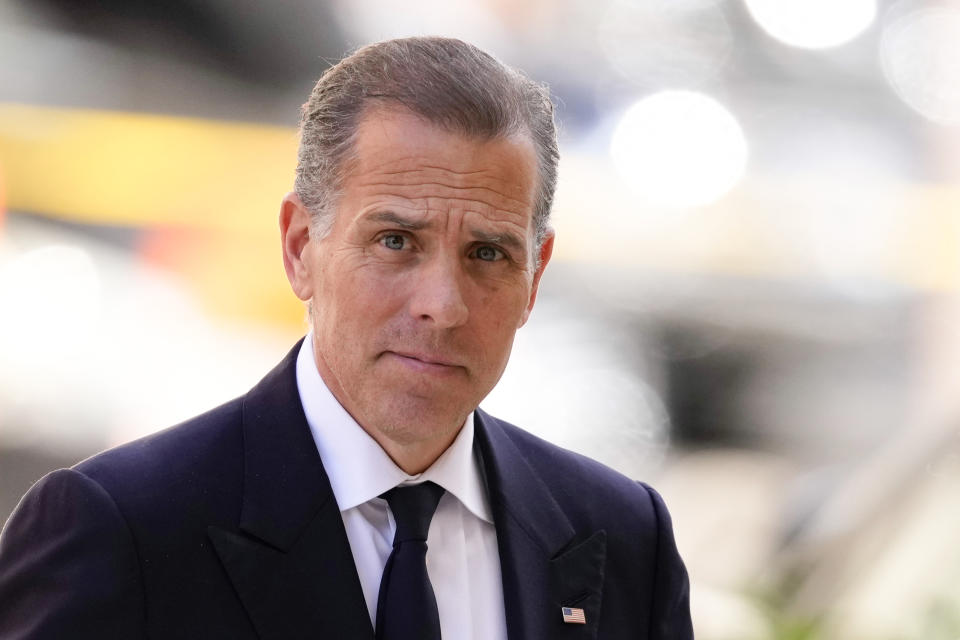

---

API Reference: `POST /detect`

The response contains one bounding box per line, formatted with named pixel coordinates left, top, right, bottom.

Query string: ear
left=519, top=230, right=555, bottom=327
left=279, top=192, right=315, bottom=301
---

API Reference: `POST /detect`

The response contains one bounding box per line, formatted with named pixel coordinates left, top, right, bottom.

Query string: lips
left=384, top=350, right=464, bottom=373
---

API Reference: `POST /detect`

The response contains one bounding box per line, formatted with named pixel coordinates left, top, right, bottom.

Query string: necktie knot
left=383, top=482, right=445, bottom=545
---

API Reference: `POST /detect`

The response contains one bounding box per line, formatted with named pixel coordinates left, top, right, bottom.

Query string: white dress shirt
left=295, top=336, right=508, bottom=640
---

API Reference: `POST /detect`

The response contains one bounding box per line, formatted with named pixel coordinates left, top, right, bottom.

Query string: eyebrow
left=365, top=211, right=430, bottom=230
left=469, top=229, right=526, bottom=253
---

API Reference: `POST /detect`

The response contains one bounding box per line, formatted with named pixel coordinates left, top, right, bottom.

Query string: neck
left=364, top=423, right=462, bottom=475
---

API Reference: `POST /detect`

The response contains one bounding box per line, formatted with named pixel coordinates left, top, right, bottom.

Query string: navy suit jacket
left=0, top=342, right=692, bottom=639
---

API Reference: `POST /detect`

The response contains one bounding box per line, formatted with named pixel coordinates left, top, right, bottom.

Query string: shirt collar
left=295, top=334, right=493, bottom=524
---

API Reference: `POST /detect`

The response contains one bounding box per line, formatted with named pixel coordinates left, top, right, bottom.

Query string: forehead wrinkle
left=354, top=177, right=532, bottom=213
left=460, top=206, right=529, bottom=228
left=376, top=165, right=488, bottom=177
left=356, top=154, right=533, bottom=196
left=421, top=197, right=532, bottom=236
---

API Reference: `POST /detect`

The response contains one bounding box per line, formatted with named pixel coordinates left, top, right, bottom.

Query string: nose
left=408, top=255, right=469, bottom=329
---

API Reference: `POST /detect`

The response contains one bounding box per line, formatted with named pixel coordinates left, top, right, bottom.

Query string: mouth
left=384, top=351, right=464, bottom=375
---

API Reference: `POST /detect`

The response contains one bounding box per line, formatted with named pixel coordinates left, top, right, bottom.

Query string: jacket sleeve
left=640, top=482, right=694, bottom=640
left=0, top=468, right=145, bottom=639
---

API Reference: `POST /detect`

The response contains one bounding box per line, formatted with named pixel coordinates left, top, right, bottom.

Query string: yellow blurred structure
left=0, top=103, right=303, bottom=327
left=0, top=103, right=296, bottom=230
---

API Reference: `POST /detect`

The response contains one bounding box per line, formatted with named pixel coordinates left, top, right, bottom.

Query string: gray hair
left=294, top=36, right=559, bottom=249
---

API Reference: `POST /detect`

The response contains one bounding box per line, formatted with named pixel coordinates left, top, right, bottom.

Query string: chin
left=377, top=395, right=471, bottom=439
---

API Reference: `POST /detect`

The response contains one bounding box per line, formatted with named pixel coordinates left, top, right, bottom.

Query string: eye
left=474, top=245, right=504, bottom=262
left=380, top=234, right=407, bottom=251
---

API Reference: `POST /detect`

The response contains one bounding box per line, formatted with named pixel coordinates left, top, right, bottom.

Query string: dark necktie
left=375, top=481, right=446, bottom=640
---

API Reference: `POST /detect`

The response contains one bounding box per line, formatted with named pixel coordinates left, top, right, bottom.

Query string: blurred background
left=1, top=0, right=959, bottom=637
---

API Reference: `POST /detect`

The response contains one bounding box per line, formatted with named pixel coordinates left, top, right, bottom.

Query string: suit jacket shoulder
left=0, top=344, right=320, bottom=639
left=480, top=410, right=673, bottom=542
left=0, top=397, right=255, bottom=639
left=75, top=398, right=246, bottom=533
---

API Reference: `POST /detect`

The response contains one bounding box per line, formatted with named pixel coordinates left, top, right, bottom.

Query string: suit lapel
left=475, top=410, right=607, bottom=640
left=208, top=341, right=373, bottom=640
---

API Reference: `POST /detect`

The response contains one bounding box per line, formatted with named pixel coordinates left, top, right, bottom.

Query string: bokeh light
left=597, top=0, right=732, bottom=89
left=331, top=0, right=506, bottom=53
left=881, top=6, right=960, bottom=125
left=744, top=0, right=877, bottom=49
left=0, top=244, right=101, bottom=360
left=610, top=90, right=747, bottom=208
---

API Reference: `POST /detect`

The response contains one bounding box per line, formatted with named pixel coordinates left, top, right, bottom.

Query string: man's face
left=281, top=108, right=553, bottom=471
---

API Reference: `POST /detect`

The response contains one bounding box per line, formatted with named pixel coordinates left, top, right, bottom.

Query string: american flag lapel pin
left=561, top=606, right=586, bottom=624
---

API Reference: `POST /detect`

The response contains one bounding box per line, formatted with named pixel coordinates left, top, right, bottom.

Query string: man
left=0, top=37, right=692, bottom=639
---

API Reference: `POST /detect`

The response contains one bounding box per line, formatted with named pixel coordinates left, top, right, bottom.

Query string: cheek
left=332, top=269, right=414, bottom=338
left=484, top=285, right=532, bottom=322
left=321, top=256, right=395, bottom=300
left=472, top=297, right=525, bottom=346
